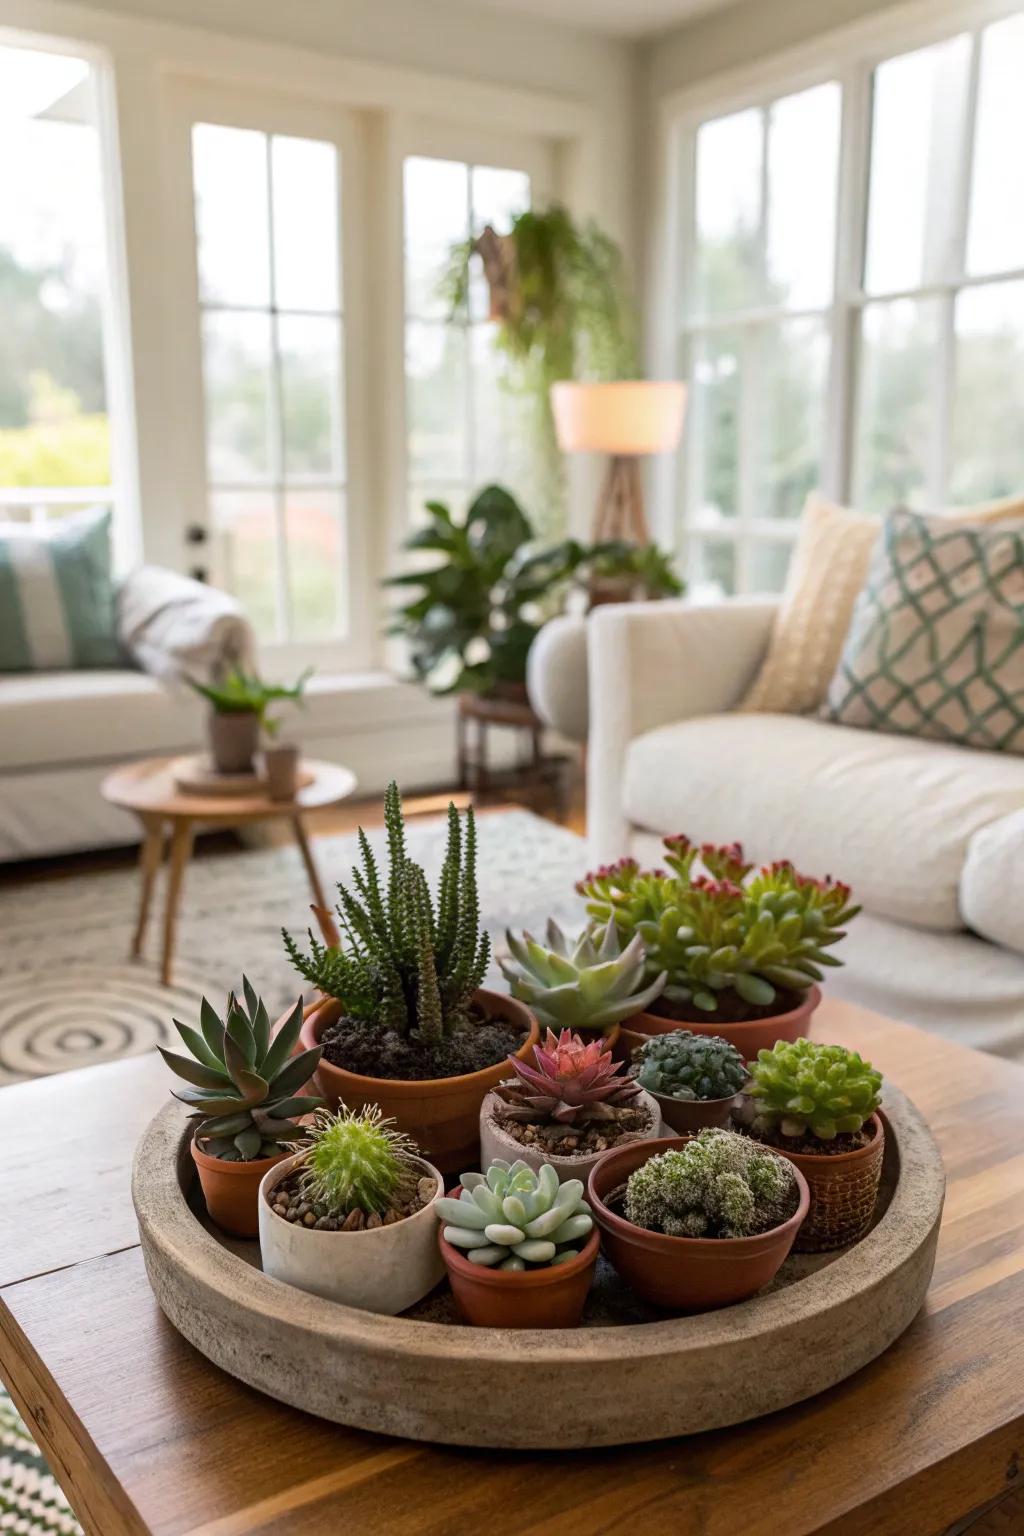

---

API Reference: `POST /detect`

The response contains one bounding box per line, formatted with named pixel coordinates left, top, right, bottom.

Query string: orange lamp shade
left=550, top=380, right=687, bottom=456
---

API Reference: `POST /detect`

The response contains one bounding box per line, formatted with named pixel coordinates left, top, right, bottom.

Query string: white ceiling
left=458, top=0, right=732, bottom=39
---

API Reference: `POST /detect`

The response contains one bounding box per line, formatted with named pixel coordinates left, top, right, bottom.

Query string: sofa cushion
left=0, top=670, right=203, bottom=772
left=960, top=808, right=1024, bottom=954
left=622, top=712, right=1024, bottom=933
left=0, top=508, right=122, bottom=671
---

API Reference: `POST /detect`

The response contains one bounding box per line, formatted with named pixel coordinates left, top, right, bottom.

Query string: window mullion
left=736, top=322, right=759, bottom=594
left=264, top=135, right=291, bottom=643
left=826, top=62, right=872, bottom=504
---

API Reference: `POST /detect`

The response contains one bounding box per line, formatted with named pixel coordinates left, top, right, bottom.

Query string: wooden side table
left=456, top=690, right=571, bottom=819
left=101, top=757, right=355, bottom=986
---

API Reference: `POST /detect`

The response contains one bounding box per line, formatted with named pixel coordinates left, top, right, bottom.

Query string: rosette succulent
left=630, top=1030, right=749, bottom=1102
left=578, top=836, right=859, bottom=1018
left=748, top=1039, right=882, bottom=1140
left=159, top=980, right=324, bottom=1161
left=437, top=1160, right=593, bottom=1269
left=499, top=918, right=666, bottom=1031
left=495, top=1028, right=642, bottom=1124
left=300, top=1105, right=421, bottom=1217
left=624, top=1128, right=799, bottom=1239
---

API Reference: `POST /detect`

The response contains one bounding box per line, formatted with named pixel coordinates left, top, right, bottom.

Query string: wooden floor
left=0, top=780, right=587, bottom=890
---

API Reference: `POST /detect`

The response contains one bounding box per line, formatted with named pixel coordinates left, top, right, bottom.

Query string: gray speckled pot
left=478, top=1087, right=664, bottom=1184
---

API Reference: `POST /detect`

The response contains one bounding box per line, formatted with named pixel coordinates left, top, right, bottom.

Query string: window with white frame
left=191, top=122, right=348, bottom=645
left=403, top=155, right=536, bottom=525
left=0, top=43, right=120, bottom=535
left=676, top=7, right=1024, bottom=598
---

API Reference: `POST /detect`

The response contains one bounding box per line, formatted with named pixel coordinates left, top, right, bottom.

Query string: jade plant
left=437, top=1160, right=593, bottom=1269
left=159, top=980, right=324, bottom=1160
left=495, top=1028, right=642, bottom=1125
left=186, top=666, right=311, bottom=737
left=624, top=1128, right=799, bottom=1239
left=747, top=1040, right=883, bottom=1141
left=499, top=918, right=665, bottom=1031
left=630, top=1030, right=749, bottom=1103
left=299, top=1105, right=420, bottom=1218
left=283, top=783, right=490, bottom=1062
left=578, top=836, right=859, bottom=1019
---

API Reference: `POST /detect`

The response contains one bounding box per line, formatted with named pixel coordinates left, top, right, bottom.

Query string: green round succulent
left=624, top=1128, right=798, bottom=1239
left=630, top=1029, right=749, bottom=1102
left=748, top=1039, right=882, bottom=1140
left=300, top=1105, right=419, bottom=1217
left=435, top=1159, right=593, bottom=1270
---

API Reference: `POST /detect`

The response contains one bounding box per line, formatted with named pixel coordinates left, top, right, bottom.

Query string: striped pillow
left=0, top=508, right=122, bottom=672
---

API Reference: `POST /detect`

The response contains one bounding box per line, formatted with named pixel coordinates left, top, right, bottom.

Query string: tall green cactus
left=283, top=782, right=489, bottom=1039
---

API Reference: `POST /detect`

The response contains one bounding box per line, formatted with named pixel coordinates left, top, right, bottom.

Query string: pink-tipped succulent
left=495, top=1028, right=642, bottom=1125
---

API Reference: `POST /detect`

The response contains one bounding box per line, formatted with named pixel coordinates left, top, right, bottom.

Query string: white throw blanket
left=117, top=565, right=256, bottom=683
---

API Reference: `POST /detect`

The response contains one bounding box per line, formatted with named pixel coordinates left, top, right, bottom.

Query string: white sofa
left=531, top=598, right=1024, bottom=1056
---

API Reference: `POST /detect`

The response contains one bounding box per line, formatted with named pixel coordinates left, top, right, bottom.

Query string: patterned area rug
left=0, top=810, right=590, bottom=1086
left=0, top=809, right=590, bottom=1532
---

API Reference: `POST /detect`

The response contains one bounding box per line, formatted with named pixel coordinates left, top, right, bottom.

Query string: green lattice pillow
left=822, top=507, right=1024, bottom=753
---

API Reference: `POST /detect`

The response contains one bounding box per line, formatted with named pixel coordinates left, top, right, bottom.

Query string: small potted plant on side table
left=578, top=837, right=859, bottom=1057
left=158, top=980, right=324, bottom=1237
left=629, top=1030, right=749, bottom=1133
left=480, top=1028, right=662, bottom=1183
left=285, top=783, right=539, bottom=1174
left=259, top=1105, right=444, bottom=1313
left=587, top=1128, right=808, bottom=1311
left=737, top=1039, right=885, bottom=1252
left=436, top=1159, right=597, bottom=1327
left=187, top=667, right=310, bottom=778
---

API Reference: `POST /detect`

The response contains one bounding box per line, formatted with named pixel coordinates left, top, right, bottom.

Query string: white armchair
left=532, top=596, right=1024, bottom=1056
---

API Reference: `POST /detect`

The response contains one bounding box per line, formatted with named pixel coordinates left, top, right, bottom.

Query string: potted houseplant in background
left=436, top=1158, right=597, bottom=1327
left=579, top=837, right=859, bottom=1056
left=587, top=1128, right=809, bottom=1311
left=259, top=1105, right=444, bottom=1314
left=629, top=1030, right=750, bottom=1133
left=158, top=980, right=324, bottom=1237
left=737, top=1039, right=885, bottom=1252
left=284, top=783, right=539, bottom=1173
left=479, top=1028, right=661, bottom=1182
left=186, top=666, right=311, bottom=777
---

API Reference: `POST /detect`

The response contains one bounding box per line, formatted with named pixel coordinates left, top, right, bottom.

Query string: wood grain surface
left=1, top=999, right=1022, bottom=1536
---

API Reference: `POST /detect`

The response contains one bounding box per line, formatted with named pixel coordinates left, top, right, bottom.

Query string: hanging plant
left=441, top=205, right=639, bottom=522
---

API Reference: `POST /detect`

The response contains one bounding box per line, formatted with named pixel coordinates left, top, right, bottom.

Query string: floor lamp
left=550, top=380, right=687, bottom=544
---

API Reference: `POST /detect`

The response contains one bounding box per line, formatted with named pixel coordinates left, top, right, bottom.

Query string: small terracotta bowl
left=652, top=1089, right=740, bottom=1135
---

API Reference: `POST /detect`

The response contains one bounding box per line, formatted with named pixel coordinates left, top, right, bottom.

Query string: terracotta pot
left=208, top=709, right=260, bottom=774
left=438, top=1198, right=599, bottom=1328
left=587, top=1136, right=809, bottom=1311
left=765, top=1111, right=886, bottom=1253
left=259, top=1150, right=445, bottom=1313
left=651, top=1089, right=740, bottom=1135
left=263, top=742, right=299, bottom=800
left=478, top=1085, right=663, bottom=1184
left=616, top=985, right=821, bottom=1064
left=191, top=1135, right=287, bottom=1239
left=299, top=989, right=540, bottom=1175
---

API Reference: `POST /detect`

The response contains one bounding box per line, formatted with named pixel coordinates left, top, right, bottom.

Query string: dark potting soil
left=745, top=1122, right=875, bottom=1156
left=320, top=1004, right=528, bottom=1082
left=648, top=989, right=804, bottom=1026
left=266, top=1169, right=439, bottom=1231
left=493, top=1101, right=657, bottom=1159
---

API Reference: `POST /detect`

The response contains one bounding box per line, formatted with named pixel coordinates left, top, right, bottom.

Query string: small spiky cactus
left=158, top=980, right=324, bottom=1161
left=283, top=782, right=490, bottom=1044
left=300, top=1106, right=420, bottom=1217
left=499, top=919, right=665, bottom=1030
left=748, top=1039, right=882, bottom=1140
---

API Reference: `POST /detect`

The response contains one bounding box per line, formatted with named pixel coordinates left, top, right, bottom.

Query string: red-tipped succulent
left=496, top=1028, right=642, bottom=1125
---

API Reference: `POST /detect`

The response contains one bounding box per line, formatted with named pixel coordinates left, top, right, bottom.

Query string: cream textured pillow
left=739, top=491, right=1024, bottom=715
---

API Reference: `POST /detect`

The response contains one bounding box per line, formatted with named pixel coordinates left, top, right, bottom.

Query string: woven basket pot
left=772, top=1112, right=886, bottom=1253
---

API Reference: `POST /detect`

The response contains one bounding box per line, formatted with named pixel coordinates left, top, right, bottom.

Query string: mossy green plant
left=624, top=1128, right=798, bottom=1239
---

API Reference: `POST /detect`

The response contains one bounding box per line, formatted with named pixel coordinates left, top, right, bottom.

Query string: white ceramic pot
left=478, top=1088, right=664, bottom=1185
left=258, top=1151, right=445, bottom=1315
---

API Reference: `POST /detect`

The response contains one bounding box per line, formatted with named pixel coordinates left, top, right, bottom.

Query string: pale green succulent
left=436, top=1159, right=593, bottom=1269
left=499, top=919, right=666, bottom=1031
left=748, top=1039, right=882, bottom=1140
left=625, top=1128, right=799, bottom=1239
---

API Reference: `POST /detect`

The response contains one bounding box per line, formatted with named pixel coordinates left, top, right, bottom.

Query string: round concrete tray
left=132, top=1085, right=944, bottom=1448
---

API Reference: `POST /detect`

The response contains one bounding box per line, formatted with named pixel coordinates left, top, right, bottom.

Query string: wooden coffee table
left=101, top=757, right=355, bottom=984
left=1, top=999, right=1023, bottom=1536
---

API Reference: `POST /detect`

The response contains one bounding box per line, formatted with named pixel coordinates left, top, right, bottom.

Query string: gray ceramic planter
left=478, top=1087, right=663, bottom=1185
left=208, top=709, right=260, bottom=773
